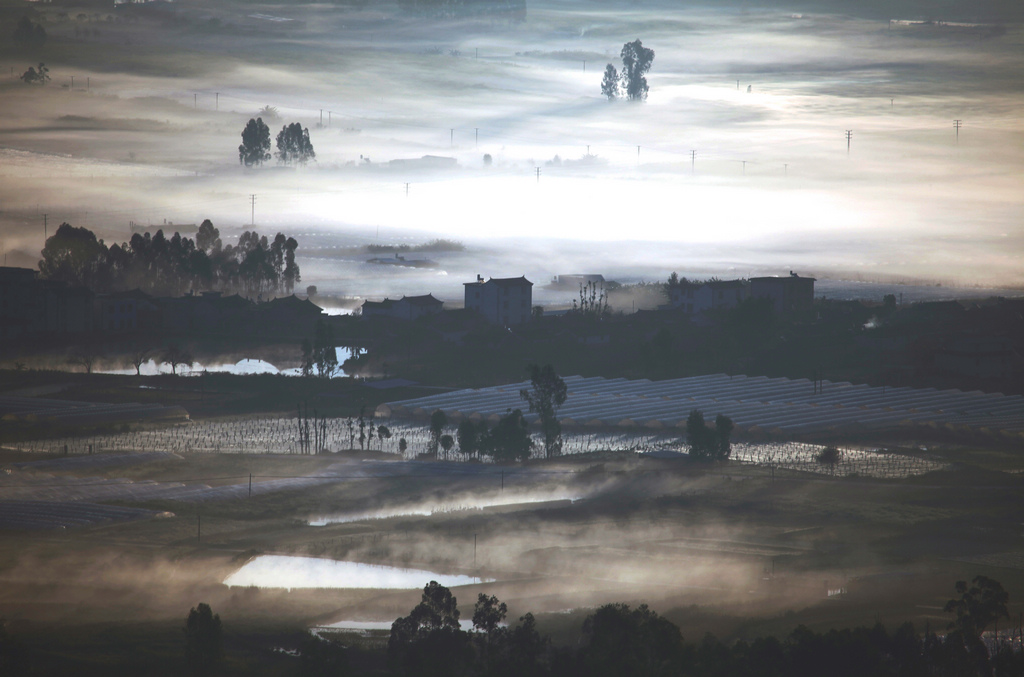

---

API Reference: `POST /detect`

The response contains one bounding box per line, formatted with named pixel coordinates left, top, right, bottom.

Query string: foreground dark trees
left=382, top=579, right=1023, bottom=677
left=184, top=603, right=222, bottom=677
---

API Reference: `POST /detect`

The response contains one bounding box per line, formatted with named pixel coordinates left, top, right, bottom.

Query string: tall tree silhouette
left=238, top=117, right=271, bottom=166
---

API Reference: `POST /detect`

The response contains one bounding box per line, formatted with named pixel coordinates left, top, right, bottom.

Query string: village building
left=750, top=272, right=816, bottom=315
left=464, top=275, right=533, bottom=325
left=0, top=266, right=94, bottom=341
left=361, top=294, right=444, bottom=321
left=668, top=279, right=749, bottom=315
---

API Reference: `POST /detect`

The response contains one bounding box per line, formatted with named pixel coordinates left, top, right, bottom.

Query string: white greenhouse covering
left=377, top=374, right=1024, bottom=438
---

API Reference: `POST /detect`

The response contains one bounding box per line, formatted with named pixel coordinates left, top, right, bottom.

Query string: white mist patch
left=309, top=488, right=583, bottom=526
left=223, top=555, right=490, bottom=590
left=318, top=619, right=477, bottom=634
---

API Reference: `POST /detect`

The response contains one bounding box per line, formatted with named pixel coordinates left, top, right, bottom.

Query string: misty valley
left=2, top=0, right=1024, bottom=673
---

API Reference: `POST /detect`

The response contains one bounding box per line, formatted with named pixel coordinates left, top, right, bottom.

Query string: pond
left=98, top=347, right=353, bottom=377
left=223, top=555, right=491, bottom=590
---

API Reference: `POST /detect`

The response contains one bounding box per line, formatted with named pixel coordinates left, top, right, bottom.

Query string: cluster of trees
left=601, top=40, right=655, bottom=101
left=39, top=221, right=300, bottom=298
left=686, top=410, right=733, bottom=461
left=388, top=583, right=547, bottom=677
left=239, top=118, right=316, bottom=167
left=382, top=577, right=1020, bottom=677
left=429, top=409, right=533, bottom=462
left=19, top=62, right=50, bottom=85
left=421, top=365, right=567, bottom=462
left=13, top=16, right=46, bottom=48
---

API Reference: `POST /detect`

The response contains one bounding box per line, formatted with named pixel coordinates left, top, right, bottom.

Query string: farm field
left=2, top=436, right=1024, bottom=673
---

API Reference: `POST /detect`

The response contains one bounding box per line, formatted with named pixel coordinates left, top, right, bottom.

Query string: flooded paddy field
left=9, top=416, right=946, bottom=478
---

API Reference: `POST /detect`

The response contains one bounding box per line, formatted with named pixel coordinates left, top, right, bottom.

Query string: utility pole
left=690, top=150, right=696, bottom=173
left=320, top=109, right=323, bottom=126
left=474, top=128, right=478, bottom=145
left=70, top=75, right=74, bottom=88
left=87, top=77, right=90, bottom=91
left=736, top=80, right=739, bottom=90
left=450, top=128, right=454, bottom=147
left=405, top=182, right=410, bottom=197
left=43, top=214, right=48, bottom=241
left=741, top=160, right=746, bottom=174
left=194, top=93, right=197, bottom=109
left=328, top=111, right=332, bottom=127
left=845, top=129, right=853, bottom=153
left=637, top=145, right=641, bottom=164
left=216, top=92, right=219, bottom=111
left=249, top=194, right=256, bottom=225
left=583, top=60, right=586, bottom=72
left=248, top=474, right=252, bottom=498
left=535, top=167, right=541, bottom=183
left=586, top=144, right=591, bottom=156
left=953, top=119, right=962, bottom=143
left=197, top=514, right=201, bottom=543
left=784, top=163, right=788, bottom=175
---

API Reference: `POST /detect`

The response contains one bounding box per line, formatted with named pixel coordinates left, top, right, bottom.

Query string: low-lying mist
left=2, top=2, right=1022, bottom=293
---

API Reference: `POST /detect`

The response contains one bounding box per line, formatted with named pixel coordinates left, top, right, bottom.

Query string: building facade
left=750, top=273, right=815, bottom=315
left=668, top=279, right=749, bottom=315
left=464, top=275, right=533, bottom=325
left=361, top=294, right=444, bottom=321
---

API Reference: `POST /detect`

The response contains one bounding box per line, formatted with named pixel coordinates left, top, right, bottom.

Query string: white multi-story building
left=463, top=275, right=533, bottom=325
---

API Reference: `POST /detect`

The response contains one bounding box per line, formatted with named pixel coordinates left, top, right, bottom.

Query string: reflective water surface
left=223, top=555, right=490, bottom=590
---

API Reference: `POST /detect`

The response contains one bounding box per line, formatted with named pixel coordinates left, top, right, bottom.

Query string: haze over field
left=1, top=0, right=1023, bottom=302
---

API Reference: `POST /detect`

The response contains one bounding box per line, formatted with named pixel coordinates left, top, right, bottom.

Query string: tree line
left=376, top=575, right=1020, bottom=677
left=38, top=220, right=300, bottom=298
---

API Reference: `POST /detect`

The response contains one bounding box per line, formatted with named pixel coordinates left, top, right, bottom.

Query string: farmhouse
left=361, top=294, right=444, bottom=321
left=750, top=273, right=815, bottom=314
left=668, top=279, right=749, bottom=315
left=464, top=275, right=533, bottom=326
